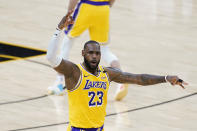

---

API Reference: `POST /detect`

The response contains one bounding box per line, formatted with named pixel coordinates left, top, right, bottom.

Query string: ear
left=82, top=50, right=85, bottom=57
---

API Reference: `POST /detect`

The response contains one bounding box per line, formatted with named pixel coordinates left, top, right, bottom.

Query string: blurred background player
left=47, top=0, right=128, bottom=101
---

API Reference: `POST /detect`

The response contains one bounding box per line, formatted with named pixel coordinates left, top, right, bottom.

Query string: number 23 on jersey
left=88, top=91, right=104, bottom=107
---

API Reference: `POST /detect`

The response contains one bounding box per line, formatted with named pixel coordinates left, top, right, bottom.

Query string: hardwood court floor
left=0, top=0, right=197, bottom=130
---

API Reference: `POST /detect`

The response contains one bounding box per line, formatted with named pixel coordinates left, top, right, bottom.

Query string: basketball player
left=46, top=15, right=188, bottom=131
left=47, top=0, right=129, bottom=101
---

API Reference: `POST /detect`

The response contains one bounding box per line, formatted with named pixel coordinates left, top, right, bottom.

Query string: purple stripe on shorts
left=64, top=1, right=83, bottom=34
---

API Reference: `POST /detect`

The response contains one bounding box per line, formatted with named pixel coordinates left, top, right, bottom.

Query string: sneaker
left=47, top=83, right=65, bottom=96
left=114, top=84, right=129, bottom=101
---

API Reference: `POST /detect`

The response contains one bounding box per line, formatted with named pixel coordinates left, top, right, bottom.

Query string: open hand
left=58, top=10, right=74, bottom=30
left=166, top=75, right=188, bottom=89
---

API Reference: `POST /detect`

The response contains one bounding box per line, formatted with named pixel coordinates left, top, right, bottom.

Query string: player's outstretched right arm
left=104, top=67, right=188, bottom=89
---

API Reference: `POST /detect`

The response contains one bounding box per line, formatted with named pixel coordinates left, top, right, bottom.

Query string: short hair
left=83, top=40, right=100, bottom=49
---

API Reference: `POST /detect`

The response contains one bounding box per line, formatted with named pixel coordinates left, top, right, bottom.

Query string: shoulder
left=104, top=67, right=122, bottom=81
left=104, top=67, right=121, bottom=73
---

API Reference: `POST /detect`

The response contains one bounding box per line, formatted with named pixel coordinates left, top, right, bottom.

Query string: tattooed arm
left=104, top=67, right=187, bottom=88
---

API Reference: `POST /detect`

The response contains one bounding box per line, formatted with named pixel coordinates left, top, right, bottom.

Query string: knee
left=100, top=45, right=119, bottom=66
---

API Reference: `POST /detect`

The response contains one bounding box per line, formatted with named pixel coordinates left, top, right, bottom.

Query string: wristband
left=165, top=75, right=168, bottom=82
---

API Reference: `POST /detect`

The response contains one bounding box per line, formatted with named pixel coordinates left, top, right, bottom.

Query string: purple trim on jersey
left=80, top=63, right=101, bottom=77
left=68, top=70, right=83, bottom=92
left=102, top=66, right=110, bottom=85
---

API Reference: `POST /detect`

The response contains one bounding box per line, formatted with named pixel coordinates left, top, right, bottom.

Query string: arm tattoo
left=138, top=74, right=166, bottom=85
left=106, top=67, right=166, bottom=86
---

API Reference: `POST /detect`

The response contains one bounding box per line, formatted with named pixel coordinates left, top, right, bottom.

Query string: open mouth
left=90, top=61, right=97, bottom=66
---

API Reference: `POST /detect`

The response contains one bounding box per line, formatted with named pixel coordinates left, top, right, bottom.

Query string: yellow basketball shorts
left=67, top=124, right=104, bottom=131
left=64, top=1, right=110, bottom=43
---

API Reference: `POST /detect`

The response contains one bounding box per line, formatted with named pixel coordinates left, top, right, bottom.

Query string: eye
left=89, top=51, right=94, bottom=54
left=96, top=52, right=101, bottom=55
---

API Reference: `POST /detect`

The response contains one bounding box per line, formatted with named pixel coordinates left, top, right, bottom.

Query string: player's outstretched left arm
left=105, top=67, right=188, bottom=89
left=46, top=11, right=76, bottom=77
left=46, top=12, right=80, bottom=90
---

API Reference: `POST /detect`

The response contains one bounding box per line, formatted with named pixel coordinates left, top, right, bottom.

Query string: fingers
left=183, top=81, right=189, bottom=86
left=67, top=9, right=74, bottom=16
left=69, top=16, right=74, bottom=24
left=176, top=79, right=188, bottom=89
left=59, top=10, right=74, bottom=29
left=65, top=10, right=74, bottom=20
left=176, top=79, right=188, bottom=85
left=57, top=10, right=74, bottom=30
left=63, top=16, right=74, bottom=27
left=167, top=76, right=188, bottom=89
left=66, top=10, right=74, bottom=25
left=178, top=83, right=185, bottom=89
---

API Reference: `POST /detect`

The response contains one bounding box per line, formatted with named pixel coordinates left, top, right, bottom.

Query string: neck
left=82, top=62, right=98, bottom=76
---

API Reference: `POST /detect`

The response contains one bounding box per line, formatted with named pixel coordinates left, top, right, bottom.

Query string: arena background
left=0, top=0, right=197, bottom=130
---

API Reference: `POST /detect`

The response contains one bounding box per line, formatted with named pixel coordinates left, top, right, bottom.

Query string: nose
left=92, top=53, right=97, bottom=58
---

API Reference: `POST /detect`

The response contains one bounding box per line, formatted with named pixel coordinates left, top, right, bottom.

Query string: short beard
left=84, top=57, right=99, bottom=70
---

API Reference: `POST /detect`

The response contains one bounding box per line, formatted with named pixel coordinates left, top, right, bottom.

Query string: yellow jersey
left=67, top=64, right=110, bottom=128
